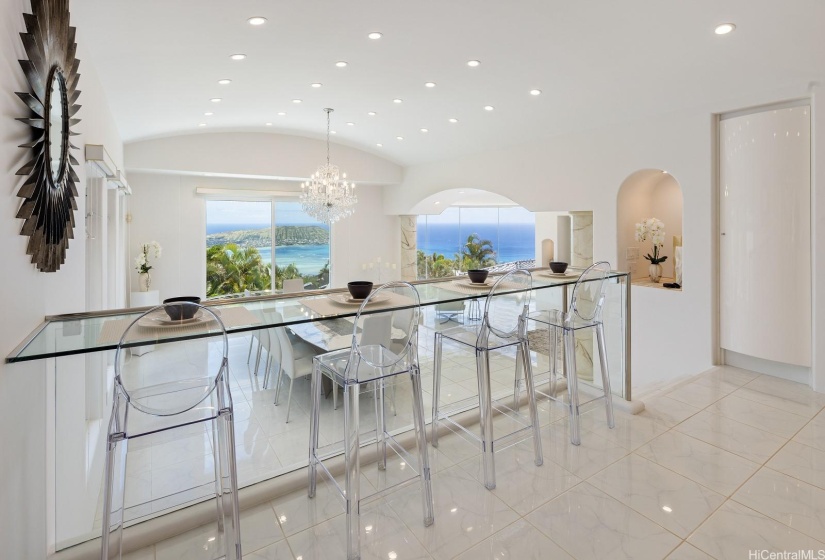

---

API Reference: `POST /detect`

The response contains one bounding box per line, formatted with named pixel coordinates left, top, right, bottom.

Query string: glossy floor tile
left=122, top=366, right=825, bottom=560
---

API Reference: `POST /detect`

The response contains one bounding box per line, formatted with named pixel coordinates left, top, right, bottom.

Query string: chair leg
left=521, top=341, right=544, bottom=466
left=285, top=377, right=295, bottom=423
left=431, top=332, right=443, bottom=447
left=513, top=342, right=523, bottom=412
left=344, top=383, right=361, bottom=560
left=216, top=407, right=242, bottom=560
left=549, top=326, right=558, bottom=400
left=476, top=348, right=496, bottom=490
left=375, top=378, right=387, bottom=470
left=211, top=418, right=225, bottom=533
left=247, top=334, right=255, bottom=364
left=254, top=342, right=263, bottom=376
left=596, top=323, right=615, bottom=429
left=273, top=366, right=284, bottom=405
left=409, top=366, right=435, bottom=527
left=100, top=435, right=128, bottom=560
left=308, top=362, right=322, bottom=498
left=564, top=329, right=581, bottom=445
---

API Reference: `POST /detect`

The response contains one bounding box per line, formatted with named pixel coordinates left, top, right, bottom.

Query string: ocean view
left=206, top=220, right=535, bottom=277
left=418, top=222, right=535, bottom=263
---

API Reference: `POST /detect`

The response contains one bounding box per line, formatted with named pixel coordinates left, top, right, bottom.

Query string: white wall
left=383, top=108, right=717, bottom=393
left=127, top=172, right=398, bottom=299
left=0, top=0, right=123, bottom=555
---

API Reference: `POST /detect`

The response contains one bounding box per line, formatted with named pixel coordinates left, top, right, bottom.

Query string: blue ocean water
left=418, top=223, right=535, bottom=263
left=207, top=223, right=330, bottom=276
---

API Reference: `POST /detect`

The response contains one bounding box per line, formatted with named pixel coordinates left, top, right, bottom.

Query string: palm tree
left=459, top=233, right=496, bottom=269
left=206, top=243, right=272, bottom=296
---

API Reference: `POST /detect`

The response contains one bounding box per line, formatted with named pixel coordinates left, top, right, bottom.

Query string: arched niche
left=617, top=169, right=684, bottom=284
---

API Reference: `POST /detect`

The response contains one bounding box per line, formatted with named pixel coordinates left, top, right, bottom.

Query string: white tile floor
left=120, top=365, right=825, bottom=559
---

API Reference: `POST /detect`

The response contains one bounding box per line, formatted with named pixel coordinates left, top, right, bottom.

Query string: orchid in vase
left=135, top=241, right=162, bottom=291
left=635, top=218, right=667, bottom=282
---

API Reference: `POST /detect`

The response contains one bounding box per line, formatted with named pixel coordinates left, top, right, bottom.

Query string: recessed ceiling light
left=265, top=122, right=272, bottom=126
left=424, top=82, right=436, bottom=88
left=376, top=143, right=383, bottom=147
left=199, top=123, right=207, bottom=127
left=448, top=118, right=458, bottom=123
left=467, top=60, right=481, bottom=67
left=714, top=23, right=736, bottom=35
left=662, top=506, right=673, bottom=513
left=210, top=98, right=222, bottom=103
left=218, top=79, right=232, bottom=85
left=335, top=61, right=348, bottom=68
left=530, top=89, right=541, bottom=96
left=230, top=53, right=247, bottom=61
left=311, top=83, right=322, bottom=88
left=367, top=31, right=382, bottom=40
left=484, top=105, right=494, bottom=111
left=368, top=111, right=377, bottom=116
left=204, top=112, right=214, bottom=116
left=277, top=111, right=286, bottom=116
left=292, top=99, right=302, bottom=104
left=346, top=122, right=355, bottom=126
left=420, top=128, right=428, bottom=133
left=396, top=136, right=404, bottom=140
left=393, top=98, right=403, bottom=104
left=247, top=16, right=267, bottom=26
left=434, top=201, right=440, bottom=205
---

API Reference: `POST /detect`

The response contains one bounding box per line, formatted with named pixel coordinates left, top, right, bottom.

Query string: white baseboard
left=723, top=350, right=811, bottom=385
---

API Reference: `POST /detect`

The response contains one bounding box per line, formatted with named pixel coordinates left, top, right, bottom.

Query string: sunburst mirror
left=15, top=0, right=81, bottom=272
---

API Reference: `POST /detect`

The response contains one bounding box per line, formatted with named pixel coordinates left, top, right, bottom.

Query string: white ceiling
left=72, top=0, right=825, bottom=166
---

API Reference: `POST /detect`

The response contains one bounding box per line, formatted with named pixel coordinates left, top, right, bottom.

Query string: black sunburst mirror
left=15, top=0, right=81, bottom=272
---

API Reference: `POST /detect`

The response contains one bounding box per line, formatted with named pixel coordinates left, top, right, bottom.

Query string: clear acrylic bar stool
left=528, top=261, right=615, bottom=445
left=431, top=269, right=543, bottom=490
left=308, top=282, right=434, bottom=560
left=101, top=302, right=241, bottom=560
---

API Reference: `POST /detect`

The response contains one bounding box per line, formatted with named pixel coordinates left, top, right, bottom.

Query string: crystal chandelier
left=300, top=108, right=357, bottom=224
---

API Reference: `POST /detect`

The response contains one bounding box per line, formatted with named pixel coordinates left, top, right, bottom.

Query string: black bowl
left=347, top=281, right=373, bottom=300
left=467, top=269, right=489, bottom=284
left=163, top=296, right=201, bottom=320
left=549, top=261, right=568, bottom=274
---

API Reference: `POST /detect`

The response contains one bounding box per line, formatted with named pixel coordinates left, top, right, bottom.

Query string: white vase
left=648, top=264, right=663, bottom=283
left=138, top=272, right=151, bottom=292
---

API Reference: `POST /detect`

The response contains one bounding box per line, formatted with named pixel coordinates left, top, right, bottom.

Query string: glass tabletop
left=7, top=269, right=628, bottom=363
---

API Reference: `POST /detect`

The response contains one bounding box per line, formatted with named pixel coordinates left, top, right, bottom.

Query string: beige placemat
left=439, top=279, right=524, bottom=296
left=298, top=292, right=417, bottom=317
left=97, top=306, right=261, bottom=345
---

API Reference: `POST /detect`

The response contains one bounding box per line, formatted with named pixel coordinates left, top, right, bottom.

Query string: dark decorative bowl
left=163, top=296, right=201, bottom=320
left=467, top=269, right=489, bottom=284
left=549, top=261, right=569, bottom=274
left=347, top=281, right=373, bottom=300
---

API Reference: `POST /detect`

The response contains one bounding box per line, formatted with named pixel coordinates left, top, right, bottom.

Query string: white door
left=719, top=105, right=811, bottom=367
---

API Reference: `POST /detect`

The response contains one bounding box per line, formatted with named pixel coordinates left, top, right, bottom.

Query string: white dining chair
left=264, top=312, right=321, bottom=422
left=282, top=277, right=305, bottom=293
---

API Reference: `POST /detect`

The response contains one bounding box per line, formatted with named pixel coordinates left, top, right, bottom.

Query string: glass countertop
left=7, top=269, right=628, bottom=363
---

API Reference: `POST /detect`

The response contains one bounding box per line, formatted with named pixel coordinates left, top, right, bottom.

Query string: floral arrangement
left=135, top=241, right=162, bottom=274
left=635, top=218, right=668, bottom=265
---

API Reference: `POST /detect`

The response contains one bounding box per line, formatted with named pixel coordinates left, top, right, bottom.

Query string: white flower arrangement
left=635, top=218, right=668, bottom=265
left=135, top=241, right=162, bottom=274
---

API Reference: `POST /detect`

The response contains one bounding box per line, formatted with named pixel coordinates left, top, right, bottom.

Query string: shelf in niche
left=632, top=276, right=682, bottom=291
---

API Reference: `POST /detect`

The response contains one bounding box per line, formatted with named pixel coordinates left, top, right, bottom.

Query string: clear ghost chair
left=101, top=302, right=240, bottom=560
left=431, top=269, right=543, bottom=490
left=528, top=261, right=615, bottom=445
left=308, top=282, right=433, bottom=560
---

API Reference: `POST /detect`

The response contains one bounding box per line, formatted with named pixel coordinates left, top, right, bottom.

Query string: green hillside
left=206, top=225, right=329, bottom=248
